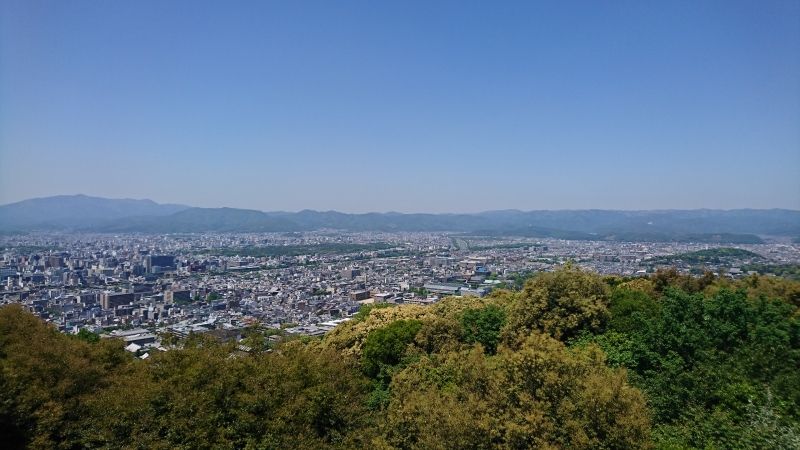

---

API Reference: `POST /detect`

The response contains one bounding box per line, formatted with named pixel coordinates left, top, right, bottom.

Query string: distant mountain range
left=1, top=195, right=799, bottom=243
left=0, top=195, right=188, bottom=230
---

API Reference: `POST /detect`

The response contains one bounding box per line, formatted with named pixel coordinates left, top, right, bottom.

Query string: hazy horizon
left=2, top=193, right=800, bottom=215
left=2, top=1, right=799, bottom=212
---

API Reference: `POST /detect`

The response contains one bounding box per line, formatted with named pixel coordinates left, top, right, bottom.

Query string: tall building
left=340, top=268, right=361, bottom=280
left=100, top=292, right=135, bottom=310
left=349, top=290, right=371, bottom=301
left=164, top=289, right=191, bottom=303
left=144, top=255, right=176, bottom=273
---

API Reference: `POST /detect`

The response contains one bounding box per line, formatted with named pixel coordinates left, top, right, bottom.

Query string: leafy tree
left=0, top=305, right=131, bottom=448
left=413, top=316, right=463, bottom=355
left=460, top=305, right=506, bottom=354
left=352, top=302, right=395, bottom=323
left=581, top=284, right=800, bottom=448
left=361, top=320, right=423, bottom=380
left=75, top=328, right=100, bottom=344
left=322, top=304, right=431, bottom=358
left=381, top=336, right=651, bottom=449
left=240, top=324, right=275, bottom=352
left=3, top=268, right=798, bottom=449
left=505, top=266, right=610, bottom=342
left=0, top=304, right=378, bottom=449
left=607, top=287, right=659, bottom=333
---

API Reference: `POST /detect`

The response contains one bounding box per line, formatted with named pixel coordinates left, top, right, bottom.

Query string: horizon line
left=1, top=193, right=799, bottom=215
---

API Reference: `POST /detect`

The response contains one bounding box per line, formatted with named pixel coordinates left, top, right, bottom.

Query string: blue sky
left=1, top=0, right=798, bottom=212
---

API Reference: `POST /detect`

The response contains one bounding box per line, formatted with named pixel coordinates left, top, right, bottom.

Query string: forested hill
left=1, top=269, right=799, bottom=449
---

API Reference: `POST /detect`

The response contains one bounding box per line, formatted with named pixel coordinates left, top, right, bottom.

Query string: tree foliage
left=460, top=305, right=506, bottom=354
left=377, top=335, right=650, bottom=449
left=0, top=305, right=375, bottom=449
left=361, top=319, right=423, bottom=379
left=579, top=279, right=800, bottom=448
left=505, top=266, right=610, bottom=342
left=2, top=266, right=799, bottom=449
left=75, top=328, right=101, bottom=344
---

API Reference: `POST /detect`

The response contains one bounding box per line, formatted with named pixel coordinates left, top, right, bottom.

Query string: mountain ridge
left=1, top=195, right=798, bottom=242
left=0, top=194, right=189, bottom=230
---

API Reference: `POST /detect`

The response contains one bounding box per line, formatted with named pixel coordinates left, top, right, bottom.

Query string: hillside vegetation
left=1, top=268, right=799, bottom=449
left=647, top=247, right=764, bottom=265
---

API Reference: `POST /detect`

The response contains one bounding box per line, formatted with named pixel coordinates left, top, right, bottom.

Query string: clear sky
left=1, top=0, right=798, bottom=212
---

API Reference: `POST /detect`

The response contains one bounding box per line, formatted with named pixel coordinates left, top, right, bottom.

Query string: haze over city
left=4, top=2, right=800, bottom=449
left=2, top=0, right=799, bottom=212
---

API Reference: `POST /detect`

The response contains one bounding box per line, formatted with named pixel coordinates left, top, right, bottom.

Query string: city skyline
left=1, top=3, right=799, bottom=447
left=2, top=1, right=799, bottom=212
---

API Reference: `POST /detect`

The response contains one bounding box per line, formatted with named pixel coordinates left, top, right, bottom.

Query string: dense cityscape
left=2, top=231, right=797, bottom=358
left=2, top=1, right=799, bottom=447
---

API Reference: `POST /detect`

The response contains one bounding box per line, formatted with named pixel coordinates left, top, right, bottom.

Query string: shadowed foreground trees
left=0, top=305, right=375, bottom=449
left=2, top=266, right=799, bottom=449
